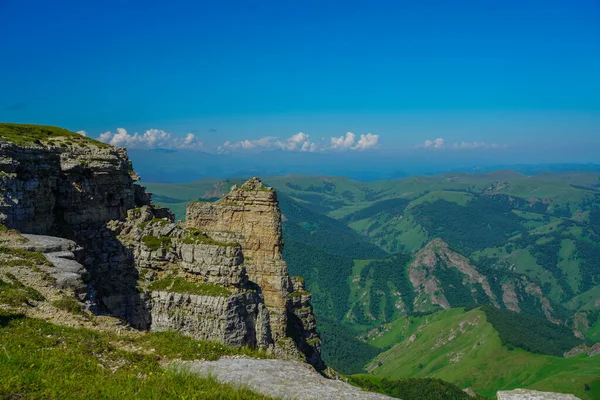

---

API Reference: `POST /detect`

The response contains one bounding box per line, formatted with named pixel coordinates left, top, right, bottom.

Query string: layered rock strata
left=186, top=178, right=323, bottom=368
left=0, top=138, right=145, bottom=235
left=1, top=127, right=324, bottom=370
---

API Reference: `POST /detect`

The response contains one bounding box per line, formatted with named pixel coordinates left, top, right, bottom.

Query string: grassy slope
left=368, top=308, right=600, bottom=399
left=0, top=311, right=271, bottom=399
left=0, top=123, right=110, bottom=148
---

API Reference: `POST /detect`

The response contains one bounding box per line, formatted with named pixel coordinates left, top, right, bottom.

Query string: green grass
left=369, top=308, right=600, bottom=399
left=0, top=123, right=110, bottom=148
left=347, top=374, right=486, bottom=400
left=0, top=246, right=52, bottom=267
left=131, top=330, right=271, bottom=361
left=0, top=273, right=45, bottom=306
left=0, top=311, right=271, bottom=399
left=148, top=275, right=232, bottom=297
left=182, top=228, right=239, bottom=247
left=141, top=235, right=172, bottom=251
left=52, top=297, right=88, bottom=317
left=558, top=238, right=581, bottom=294
left=139, top=218, right=170, bottom=230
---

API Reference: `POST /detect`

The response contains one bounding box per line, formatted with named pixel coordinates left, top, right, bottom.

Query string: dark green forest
left=347, top=375, right=487, bottom=400
left=481, top=305, right=583, bottom=356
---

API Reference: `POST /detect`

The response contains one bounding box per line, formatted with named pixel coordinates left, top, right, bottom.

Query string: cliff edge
left=0, top=123, right=324, bottom=371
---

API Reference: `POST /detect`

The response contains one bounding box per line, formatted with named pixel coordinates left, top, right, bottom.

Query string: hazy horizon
left=1, top=0, right=599, bottom=174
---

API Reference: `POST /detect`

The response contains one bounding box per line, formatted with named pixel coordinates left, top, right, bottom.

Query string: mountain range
left=145, top=171, right=600, bottom=399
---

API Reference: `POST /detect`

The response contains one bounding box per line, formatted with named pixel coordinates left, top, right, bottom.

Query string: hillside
left=366, top=308, right=599, bottom=399
left=145, top=171, right=600, bottom=393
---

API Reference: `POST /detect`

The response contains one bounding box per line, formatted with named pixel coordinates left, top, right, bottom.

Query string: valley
left=145, top=171, right=600, bottom=398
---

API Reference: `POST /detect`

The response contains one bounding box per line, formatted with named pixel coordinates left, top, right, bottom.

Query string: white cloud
left=220, top=131, right=379, bottom=153
left=330, top=132, right=356, bottom=149
left=220, top=132, right=318, bottom=153
left=355, top=133, right=380, bottom=150
left=420, top=138, right=507, bottom=150
left=452, top=141, right=508, bottom=149
left=76, top=130, right=87, bottom=137
left=423, top=138, right=445, bottom=148
left=330, top=132, right=379, bottom=150
left=277, top=132, right=317, bottom=152
left=98, top=128, right=204, bottom=150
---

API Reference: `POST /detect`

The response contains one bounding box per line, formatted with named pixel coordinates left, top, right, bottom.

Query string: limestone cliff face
left=185, top=179, right=289, bottom=322
left=1, top=126, right=324, bottom=371
left=0, top=139, right=146, bottom=235
left=186, top=178, right=323, bottom=368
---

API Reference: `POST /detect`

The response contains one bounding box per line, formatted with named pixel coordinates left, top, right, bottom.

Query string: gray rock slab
left=497, top=389, right=581, bottom=400
left=175, top=358, right=393, bottom=400
left=19, top=234, right=81, bottom=253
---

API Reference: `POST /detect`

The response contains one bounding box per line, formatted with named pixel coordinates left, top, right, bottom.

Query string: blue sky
left=1, top=0, right=599, bottom=162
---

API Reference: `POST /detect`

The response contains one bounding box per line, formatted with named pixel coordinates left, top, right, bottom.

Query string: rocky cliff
left=0, top=124, right=148, bottom=235
left=0, top=123, right=324, bottom=370
left=409, top=238, right=561, bottom=321
left=185, top=178, right=323, bottom=367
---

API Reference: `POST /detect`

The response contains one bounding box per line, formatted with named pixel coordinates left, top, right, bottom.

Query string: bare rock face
left=186, top=178, right=324, bottom=369
left=0, top=139, right=147, bottom=235
left=1, top=128, right=324, bottom=372
left=150, top=291, right=272, bottom=348
left=409, top=238, right=499, bottom=312
left=497, top=389, right=581, bottom=400
left=409, top=238, right=560, bottom=322
left=185, top=179, right=289, bottom=320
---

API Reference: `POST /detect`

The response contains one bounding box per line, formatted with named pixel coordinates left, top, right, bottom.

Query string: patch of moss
left=139, top=218, right=170, bottom=230
left=148, top=275, right=232, bottom=297
left=0, top=246, right=52, bottom=267
left=142, top=235, right=172, bottom=251
left=0, top=123, right=110, bottom=148
left=51, top=297, right=87, bottom=317
left=0, top=273, right=45, bottom=306
left=288, top=290, right=310, bottom=298
left=182, top=228, right=238, bottom=247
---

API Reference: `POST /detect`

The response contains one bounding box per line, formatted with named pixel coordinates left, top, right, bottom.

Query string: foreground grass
left=0, top=311, right=272, bottom=399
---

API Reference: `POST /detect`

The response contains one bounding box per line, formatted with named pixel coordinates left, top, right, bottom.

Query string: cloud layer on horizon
left=219, top=131, right=380, bottom=153
left=419, top=137, right=507, bottom=150
left=97, top=128, right=205, bottom=150
left=90, top=127, right=505, bottom=154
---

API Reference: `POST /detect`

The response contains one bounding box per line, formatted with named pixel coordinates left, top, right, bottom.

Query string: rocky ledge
left=175, top=358, right=392, bottom=400
left=0, top=124, right=325, bottom=372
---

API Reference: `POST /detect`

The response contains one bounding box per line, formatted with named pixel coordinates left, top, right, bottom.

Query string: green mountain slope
left=145, top=172, right=600, bottom=380
left=366, top=308, right=599, bottom=399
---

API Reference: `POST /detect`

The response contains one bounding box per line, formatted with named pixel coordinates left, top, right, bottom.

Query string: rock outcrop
left=185, top=179, right=289, bottom=337
left=409, top=238, right=500, bottom=312
left=0, top=134, right=146, bottom=235
left=186, top=178, right=323, bottom=368
left=17, top=234, right=87, bottom=297
left=0, top=125, right=324, bottom=371
left=176, top=358, right=393, bottom=400
left=409, top=238, right=561, bottom=321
